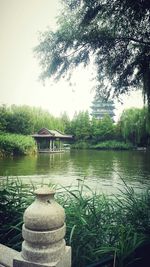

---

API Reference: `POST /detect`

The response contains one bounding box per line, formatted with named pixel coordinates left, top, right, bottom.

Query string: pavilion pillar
left=37, top=140, right=40, bottom=151
left=49, top=140, right=52, bottom=151
left=59, top=139, right=61, bottom=151
left=52, top=140, right=54, bottom=151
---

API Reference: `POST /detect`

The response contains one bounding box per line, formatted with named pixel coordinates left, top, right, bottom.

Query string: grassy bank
left=71, top=140, right=133, bottom=150
left=0, top=179, right=150, bottom=267
left=0, top=133, right=37, bottom=157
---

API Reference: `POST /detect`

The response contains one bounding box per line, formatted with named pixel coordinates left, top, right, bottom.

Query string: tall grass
left=0, top=178, right=34, bottom=249
left=60, top=181, right=147, bottom=267
left=0, top=178, right=150, bottom=266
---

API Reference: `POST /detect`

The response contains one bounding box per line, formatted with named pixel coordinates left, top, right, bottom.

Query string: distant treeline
left=0, top=105, right=66, bottom=135
left=0, top=105, right=68, bottom=156
left=66, top=108, right=150, bottom=148
left=0, top=105, right=150, bottom=155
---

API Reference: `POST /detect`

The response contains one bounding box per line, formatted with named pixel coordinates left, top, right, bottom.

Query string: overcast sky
left=0, top=0, right=144, bottom=120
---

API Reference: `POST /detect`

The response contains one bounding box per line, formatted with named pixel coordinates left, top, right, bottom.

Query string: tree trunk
left=142, top=56, right=150, bottom=108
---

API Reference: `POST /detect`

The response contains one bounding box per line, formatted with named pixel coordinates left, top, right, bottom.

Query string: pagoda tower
left=91, top=96, right=115, bottom=120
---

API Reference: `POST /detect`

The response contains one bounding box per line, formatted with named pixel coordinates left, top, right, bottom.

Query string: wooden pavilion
left=32, top=128, right=73, bottom=153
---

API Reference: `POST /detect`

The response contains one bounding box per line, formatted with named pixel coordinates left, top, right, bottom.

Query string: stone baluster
left=13, top=186, right=71, bottom=267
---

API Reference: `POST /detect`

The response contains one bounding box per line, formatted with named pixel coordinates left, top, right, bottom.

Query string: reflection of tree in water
left=0, top=150, right=150, bottom=192
left=68, top=150, right=150, bottom=193
left=111, top=151, right=150, bottom=187
left=35, top=152, right=71, bottom=174
left=69, top=150, right=115, bottom=180
left=0, top=156, right=38, bottom=176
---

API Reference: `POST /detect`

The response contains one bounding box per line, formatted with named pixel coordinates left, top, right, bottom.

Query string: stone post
left=13, top=186, right=71, bottom=267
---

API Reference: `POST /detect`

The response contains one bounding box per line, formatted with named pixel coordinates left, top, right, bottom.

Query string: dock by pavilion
left=32, top=128, right=73, bottom=153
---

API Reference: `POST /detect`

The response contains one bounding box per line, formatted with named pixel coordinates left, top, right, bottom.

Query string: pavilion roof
left=32, top=128, right=73, bottom=139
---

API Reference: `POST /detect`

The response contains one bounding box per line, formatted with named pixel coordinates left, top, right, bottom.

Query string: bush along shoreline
left=71, top=140, right=134, bottom=150
left=0, top=133, right=37, bottom=157
left=0, top=178, right=150, bottom=267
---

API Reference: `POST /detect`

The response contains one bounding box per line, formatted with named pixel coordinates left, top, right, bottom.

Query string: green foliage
left=0, top=105, right=67, bottom=135
left=6, top=105, right=34, bottom=135
left=118, top=181, right=150, bottom=237
left=0, top=178, right=34, bottom=250
left=71, top=141, right=90, bottom=149
left=30, top=106, right=66, bottom=133
left=0, top=104, right=69, bottom=156
left=69, top=111, right=91, bottom=141
left=69, top=107, right=150, bottom=148
left=35, top=0, right=150, bottom=106
left=0, top=104, right=150, bottom=149
left=91, top=140, right=133, bottom=150
left=0, top=179, right=150, bottom=267
left=119, top=107, right=150, bottom=145
left=69, top=111, right=115, bottom=144
left=92, top=115, right=114, bottom=142
left=0, top=105, right=10, bottom=132
left=60, top=112, right=71, bottom=132
left=0, top=133, right=37, bottom=156
left=71, top=140, right=133, bottom=150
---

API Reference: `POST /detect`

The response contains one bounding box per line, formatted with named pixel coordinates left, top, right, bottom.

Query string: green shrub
left=91, top=140, right=133, bottom=150
left=71, top=141, right=90, bottom=149
left=0, top=133, right=37, bottom=156
left=71, top=140, right=133, bottom=150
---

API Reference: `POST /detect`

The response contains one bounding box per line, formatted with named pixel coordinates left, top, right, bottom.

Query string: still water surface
left=0, top=150, right=150, bottom=194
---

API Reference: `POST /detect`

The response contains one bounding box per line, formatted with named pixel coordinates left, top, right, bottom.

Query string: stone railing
left=0, top=186, right=71, bottom=267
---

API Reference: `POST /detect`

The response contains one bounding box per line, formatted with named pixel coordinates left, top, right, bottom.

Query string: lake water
left=0, top=150, right=150, bottom=194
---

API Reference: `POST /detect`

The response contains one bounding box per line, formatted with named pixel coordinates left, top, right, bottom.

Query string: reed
left=0, top=178, right=149, bottom=266
left=60, top=181, right=146, bottom=267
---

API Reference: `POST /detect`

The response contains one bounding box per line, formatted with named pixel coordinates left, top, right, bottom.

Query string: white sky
left=0, top=0, right=144, bottom=120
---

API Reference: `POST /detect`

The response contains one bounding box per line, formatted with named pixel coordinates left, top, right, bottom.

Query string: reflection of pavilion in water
left=32, top=128, right=73, bottom=153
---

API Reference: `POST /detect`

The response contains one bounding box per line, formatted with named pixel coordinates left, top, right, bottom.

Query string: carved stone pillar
left=13, top=186, right=71, bottom=267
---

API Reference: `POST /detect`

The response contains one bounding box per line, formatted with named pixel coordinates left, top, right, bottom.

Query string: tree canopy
left=0, top=105, right=67, bottom=135
left=35, top=0, right=150, bottom=106
left=119, top=107, right=149, bottom=145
